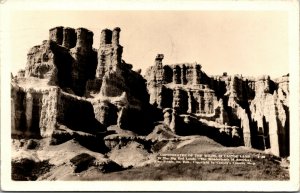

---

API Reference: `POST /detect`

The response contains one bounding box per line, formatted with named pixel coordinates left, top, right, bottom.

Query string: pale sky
left=8, top=10, right=289, bottom=78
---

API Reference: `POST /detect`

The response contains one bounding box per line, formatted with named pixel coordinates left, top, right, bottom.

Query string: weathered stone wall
left=145, top=54, right=289, bottom=157
left=145, top=55, right=218, bottom=115
left=11, top=83, right=59, bottom=138
left=11, top=84, right=28, bottom=137
left=11, top=82, right=105, bottom=138
left=39, top=87, right=60, bottom=137
left=145, top=55, right=202, bottom=86
left=247, top=75, right=289, bottom=156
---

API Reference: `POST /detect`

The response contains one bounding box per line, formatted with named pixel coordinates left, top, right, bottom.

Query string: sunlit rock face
left=12, top=26, right=152, bottom=141
left=145, top=54, right=289, bottom=157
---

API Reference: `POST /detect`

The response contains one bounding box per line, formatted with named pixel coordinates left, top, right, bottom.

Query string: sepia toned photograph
left=1, top=0, right=299, bottom=191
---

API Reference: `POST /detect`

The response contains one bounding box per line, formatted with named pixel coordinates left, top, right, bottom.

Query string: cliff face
left=11, top=28, right=289, bottom=158
left=145, top=54, right=289, bottom=157
left=12, top=26, right=152, bottom=143
left=11, top=80, right=59, bottom=138
left=249, top=76, right=289, bottom=156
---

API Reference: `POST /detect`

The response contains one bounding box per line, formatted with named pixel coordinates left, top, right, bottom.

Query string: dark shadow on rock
left=26, top=139, right=39, bottom=150
left=174, top=115, right=242, bottom=147
left=70, top=153, right=96, bottom=173
left=12, top=159, right=53, bottom=181
left=117, top=104, right=163, bottom=136
left=50, top=126, right=112, bottom=154
left=57, top=93, right=106, bottom=134
left=97, top=160, right=124, bottom=173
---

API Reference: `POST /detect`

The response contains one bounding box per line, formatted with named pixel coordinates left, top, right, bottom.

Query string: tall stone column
left=241, top=111, right=252, bottom=148
left=193, top=64, right=201, bottom=84
left=111, top=28, right=123, bottom=69
left=209, top=99, right=213, bottom=114
left=117, top=106, right=129, bottom=130
left=155, top=54, right=164, bottom=83
left=204, top=99, right=210, bottom=114
left=163, top=108, right=172, bottom=126
left=96, top=29, right=113, bottom=79
left=49, top=26, right=63, bottom=45
left=156, top=86, right=163, bottom=108
left=194, top=90, right=200, bottom=113
left=199, top=95, right=203, bottom=113
left=173, top=66, right=181, bottom=84
left=62, top=27, right=76, bottom=48
left=25, top=91, right=33, bottom=134
left=100, top=29, right=112, bottom=45
left=172, top=88, right=180, bottom=110
left=203, top=91, right=213, bottom=114
left=111, top=45, right=123, bottom=68
left=112, top=27, right=121, bottom=46
left=155, top=54, right=164, bottom=66
left=75, top=28, right=93, bottom=52
left=268, top=110, right=280, bottom=156
left=197, top=65, right=201, bottom=84
left=187, top=90, right=193, bottom=114
left=170, top=110, right=176, bottom=133
left=181, top=65, right=187, bottom=85
left=173, top=68, right=176, bottom=83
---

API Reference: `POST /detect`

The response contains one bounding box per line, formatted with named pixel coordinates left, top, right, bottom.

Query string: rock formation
left=11, top=28, right=289, bottom=158
left=145, top=54, right=289, bottom=157
left=11, top=26, right=152, bottom=144
left=25, top=26, right=97, bottom=96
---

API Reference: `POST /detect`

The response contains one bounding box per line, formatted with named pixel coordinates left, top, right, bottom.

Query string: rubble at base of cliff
left=11, top=26, right=290, bottom=181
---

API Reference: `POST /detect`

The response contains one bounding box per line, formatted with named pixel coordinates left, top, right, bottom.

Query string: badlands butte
left=11, top=26, right=289, bottom=180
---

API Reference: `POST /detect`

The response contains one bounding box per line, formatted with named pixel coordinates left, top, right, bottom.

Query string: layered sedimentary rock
left=12, top=26, right=152, bottom=142
left=11, top=78, right=104, bottom=138
left=145, top=54, right=289, bottom=157
left=11, top=27, right=289, bottom=158
left=11, top=79, right=58, bottom=138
